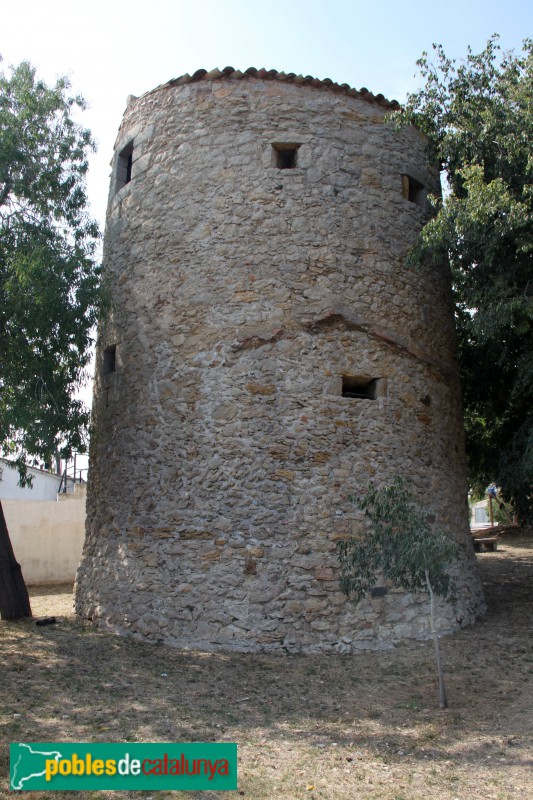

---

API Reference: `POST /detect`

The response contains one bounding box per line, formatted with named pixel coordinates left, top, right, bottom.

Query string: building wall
left=76, top=71, right=485, bottom=651
left=4, top=484, right=86, bottom=585
left=0, top=460, right=62, bottom=501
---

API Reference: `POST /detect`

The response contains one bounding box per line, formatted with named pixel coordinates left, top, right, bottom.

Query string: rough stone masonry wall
left=75, top=72, right=485, bottom=652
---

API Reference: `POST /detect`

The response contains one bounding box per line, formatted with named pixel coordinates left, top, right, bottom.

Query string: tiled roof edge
left=137, top=67, right=401, bottom=110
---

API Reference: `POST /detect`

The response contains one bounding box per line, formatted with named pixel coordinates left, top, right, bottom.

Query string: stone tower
left=75, top=68, right=484, bottom=652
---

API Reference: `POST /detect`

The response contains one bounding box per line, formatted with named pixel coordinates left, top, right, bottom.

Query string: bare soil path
left=1, top=533, right=532, bottom=799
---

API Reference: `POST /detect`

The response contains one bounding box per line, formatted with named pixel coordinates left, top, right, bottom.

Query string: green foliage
left=391, top=36, right=533, bottom=521
left=338, top=478, right=458, bottom=602
left=0, top=58, right=102, bottom=475
left=338, top=479, right=459, bottom=708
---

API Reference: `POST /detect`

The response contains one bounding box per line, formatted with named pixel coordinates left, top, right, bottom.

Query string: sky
left=2, top=0, right=531, bottom=467
left=3, top=0, right=531, bottom=233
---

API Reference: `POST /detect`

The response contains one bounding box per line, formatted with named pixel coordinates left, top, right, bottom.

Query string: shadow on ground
left=1, top=533, right=532, bottom=799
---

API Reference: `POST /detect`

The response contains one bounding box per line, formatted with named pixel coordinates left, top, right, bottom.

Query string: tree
left=337, top=479, right=459, bottom=708
left=391, top=36, right=533, bottom=521
left=0, top=59, right=101, bottom=618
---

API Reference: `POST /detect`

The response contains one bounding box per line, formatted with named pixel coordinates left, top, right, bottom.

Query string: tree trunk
left=426, top=569, right=447, bottom=709
left=0, top=499, right=32, bottom=619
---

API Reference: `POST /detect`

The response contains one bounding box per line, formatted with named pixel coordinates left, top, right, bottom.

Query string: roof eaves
left=142, top=67, right=400, bottom=110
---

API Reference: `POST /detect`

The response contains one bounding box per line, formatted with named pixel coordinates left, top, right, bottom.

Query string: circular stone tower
left=75, top=68, right=484, bottom=652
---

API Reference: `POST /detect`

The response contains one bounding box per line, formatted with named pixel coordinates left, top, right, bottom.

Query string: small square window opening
left=272, top=143, right=300, bottom=169
left=342, top=376, right=378, bottom=400
left=402, top=174, right=426, bottom=208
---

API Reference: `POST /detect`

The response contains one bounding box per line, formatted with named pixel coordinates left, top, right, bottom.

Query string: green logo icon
left=10, top=742, right=238, bottom=791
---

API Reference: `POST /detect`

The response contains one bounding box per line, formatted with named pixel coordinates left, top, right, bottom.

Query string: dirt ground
left=1, top=533, right=532, bottom=799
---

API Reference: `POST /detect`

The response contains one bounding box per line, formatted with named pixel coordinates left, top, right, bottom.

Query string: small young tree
left=337, top=478, right=459, bottom=708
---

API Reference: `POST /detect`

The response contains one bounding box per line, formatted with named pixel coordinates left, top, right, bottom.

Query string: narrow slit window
left=115, top=142, right=134, bottom=194
left=103, top=345, right=117, bottom=376
left=125, top=151, right=133, bottom=183
left=272, top=143, right=300, bottom=169
left=342, top=376, right=378, bottom=400
left=402, top=174, right=426, bottom=208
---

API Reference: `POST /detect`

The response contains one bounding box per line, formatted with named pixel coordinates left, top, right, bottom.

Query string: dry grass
left=1, top=533, right=532, bottom=799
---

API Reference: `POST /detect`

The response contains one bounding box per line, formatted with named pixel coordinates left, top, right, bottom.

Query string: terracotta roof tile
left=144, top=68, right=400, bottom=109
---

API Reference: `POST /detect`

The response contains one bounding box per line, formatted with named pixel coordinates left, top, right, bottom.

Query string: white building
left=0, top=459, right=62, bottom=501
left=1, top=459, right=86, bottom=585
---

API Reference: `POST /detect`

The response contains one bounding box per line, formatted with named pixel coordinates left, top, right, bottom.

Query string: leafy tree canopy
left=0, top=58, right=101, bottom=477
left=392, top=36, right=533, bottom=521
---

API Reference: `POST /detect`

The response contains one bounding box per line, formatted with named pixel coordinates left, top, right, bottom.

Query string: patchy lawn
left=2, top=533, right=532, bottom=799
